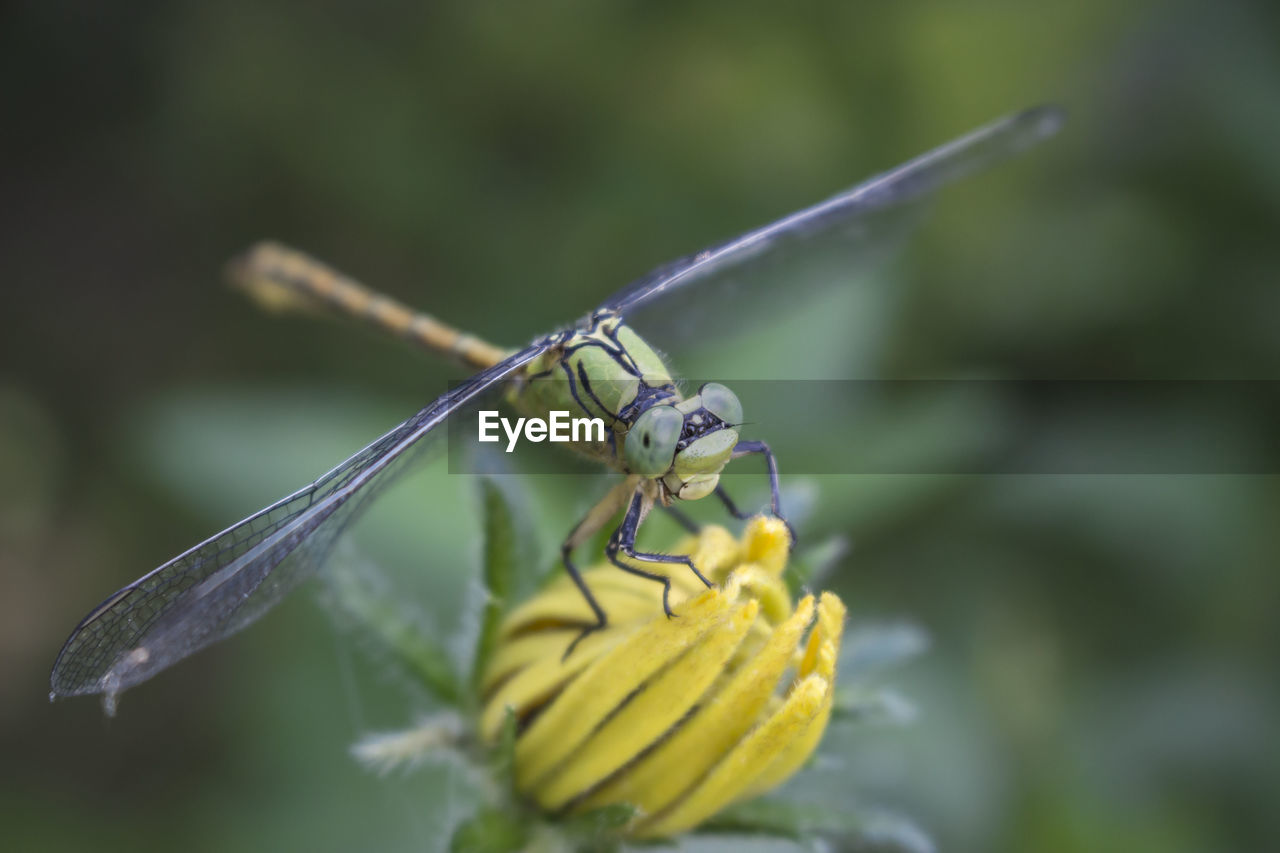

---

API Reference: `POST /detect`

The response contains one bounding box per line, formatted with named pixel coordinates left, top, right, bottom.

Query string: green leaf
left=697, top=799, right=934, bottom=852
left=559, top=802, right=635, bottom=853
left=321, top=546, right=462, bottom=705
left=472, top=477, right=521, bottom=693
left=450, top=807, right=530, bottom=853
left=489, top=706, right=519, bottom=795
left=832, top=686, right=919, bottom=725
left=785, top=533, right=850, bottom=597
left=839, top=622, right=930, bottom=683
left=694, top=798, right=810, bottom=840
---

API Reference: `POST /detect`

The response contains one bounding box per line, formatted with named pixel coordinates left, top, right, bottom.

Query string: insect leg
left=713, top=485, right=752, bottom=520
left=607, top=489, right=712, bottom=620
left=660, top=504, right=701, bottom=534
left=730, top=440, right=796, bottom=545
left=560, top=477, right=638, bottom=658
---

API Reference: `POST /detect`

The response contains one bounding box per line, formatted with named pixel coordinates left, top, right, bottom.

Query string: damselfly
left=51, top=106, right=1063, bottom=713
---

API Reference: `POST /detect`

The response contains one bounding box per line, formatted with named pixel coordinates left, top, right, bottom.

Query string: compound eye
left=625, top=405, right=683, bottom=477
left=699, top=382, right=743, bottom=426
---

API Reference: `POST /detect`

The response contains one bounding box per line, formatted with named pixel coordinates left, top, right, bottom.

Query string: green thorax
left=507, top=312, right=679, bottom=468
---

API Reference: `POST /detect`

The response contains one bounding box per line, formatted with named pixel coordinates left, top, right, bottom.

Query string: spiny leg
left=660, top=503, right=701, bottom=534
left=559, top=543, right=606, bottom=660
left=607, top=489, right=712, bottom=619
left=716, top=483, right=798, bottom=547
left=560, top=478, right=640, bottom=659
left=713, top=484, right=752, bottom=521
left=729, top=439, right=796, bottom=546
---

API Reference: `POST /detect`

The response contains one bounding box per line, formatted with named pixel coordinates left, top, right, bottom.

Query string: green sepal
left=784, top=534, right=849, bottom=597
left=832, top=685, right=919, bottom=725
left=489, top=706, right=519, bottom=795
left=557, top=803, right=635, bottom=853
left=449, top=807, right=530, bottom=853
left=697, top=798, right=933, bottom=852
left=694, top=797, right=813, bottom=839
left=472, top=477, right=520, bottom=693
left=321, top=549, right=461, bottom=705
left=839, top=622, right=929, bottom=681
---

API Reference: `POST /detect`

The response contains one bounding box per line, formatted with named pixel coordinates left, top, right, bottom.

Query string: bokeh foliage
left=2, top=1, right=1278, bottom=851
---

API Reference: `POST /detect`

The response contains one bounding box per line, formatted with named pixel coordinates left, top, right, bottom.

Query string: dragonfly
left=51, top=105, right=1064, bottom=714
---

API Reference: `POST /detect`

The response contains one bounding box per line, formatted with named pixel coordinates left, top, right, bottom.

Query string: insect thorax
left=507, top=312, right=679, bottom=468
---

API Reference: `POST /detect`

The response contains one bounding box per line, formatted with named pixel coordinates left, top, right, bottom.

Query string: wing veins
left=605, top=105, right=1064, bottom=316
left=50, top=343, right=546, bottom=697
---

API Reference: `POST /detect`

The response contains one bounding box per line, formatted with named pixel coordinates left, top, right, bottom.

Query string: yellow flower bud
left=480, top=516, right=846, bottom=839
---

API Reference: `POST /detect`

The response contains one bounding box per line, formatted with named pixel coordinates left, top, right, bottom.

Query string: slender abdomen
left=228, top=242, right=512, bottom=371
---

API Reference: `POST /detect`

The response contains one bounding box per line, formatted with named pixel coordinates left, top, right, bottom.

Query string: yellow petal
left=479, top=627, right=624, bottom=743
left=798, top=591, right=846, bottom=678
left=514, top=581, right=738, bottom=788
left=497, top=526, right=738, bottom=639
left=479, top=521, right=852, bottom=840
left=482, top=630, right=579, bottom=696
left=636, top=672, right=828, bottom=838
left=534, top=599, right=759, bottom=809
left=684, top=524, right=744, bottom=583
left=580, top=594, right=815, bottom=816
left=743, top=592, right=846, bottom=798
left=740, top=516, right=791, bottom=578
left=498, top=571, right=672, bottom=636
left=728, top=564, right=792, bottom=625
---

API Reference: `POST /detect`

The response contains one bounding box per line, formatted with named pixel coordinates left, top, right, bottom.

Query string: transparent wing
left=50, top=344, right=547, bottom=707
left=602, top=105, right=1064, bottom=347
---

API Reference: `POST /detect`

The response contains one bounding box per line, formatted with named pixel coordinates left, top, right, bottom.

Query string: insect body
left=238, top=253, right=776, bottom=655
left=511, top=310, right=684, bottom=468
left=511, top=311, right=764, bottom=649
left=510, top=310, right=750, bottom=504
left=51, top=105, right=1064, bottom=710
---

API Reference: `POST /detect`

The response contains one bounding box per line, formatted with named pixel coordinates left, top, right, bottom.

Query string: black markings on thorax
left=522, top=315, right=679, bottom=437
left=616, top=383, right=678, bottom=425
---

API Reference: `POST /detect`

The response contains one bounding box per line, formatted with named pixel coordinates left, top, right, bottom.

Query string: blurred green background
left=2, top=1, right=1277, bottom=851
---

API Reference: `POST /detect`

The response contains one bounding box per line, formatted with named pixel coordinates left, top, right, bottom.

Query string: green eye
left=625, top=405, right=683, bottom=477
left=699, top=382, right=742, bottom=426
